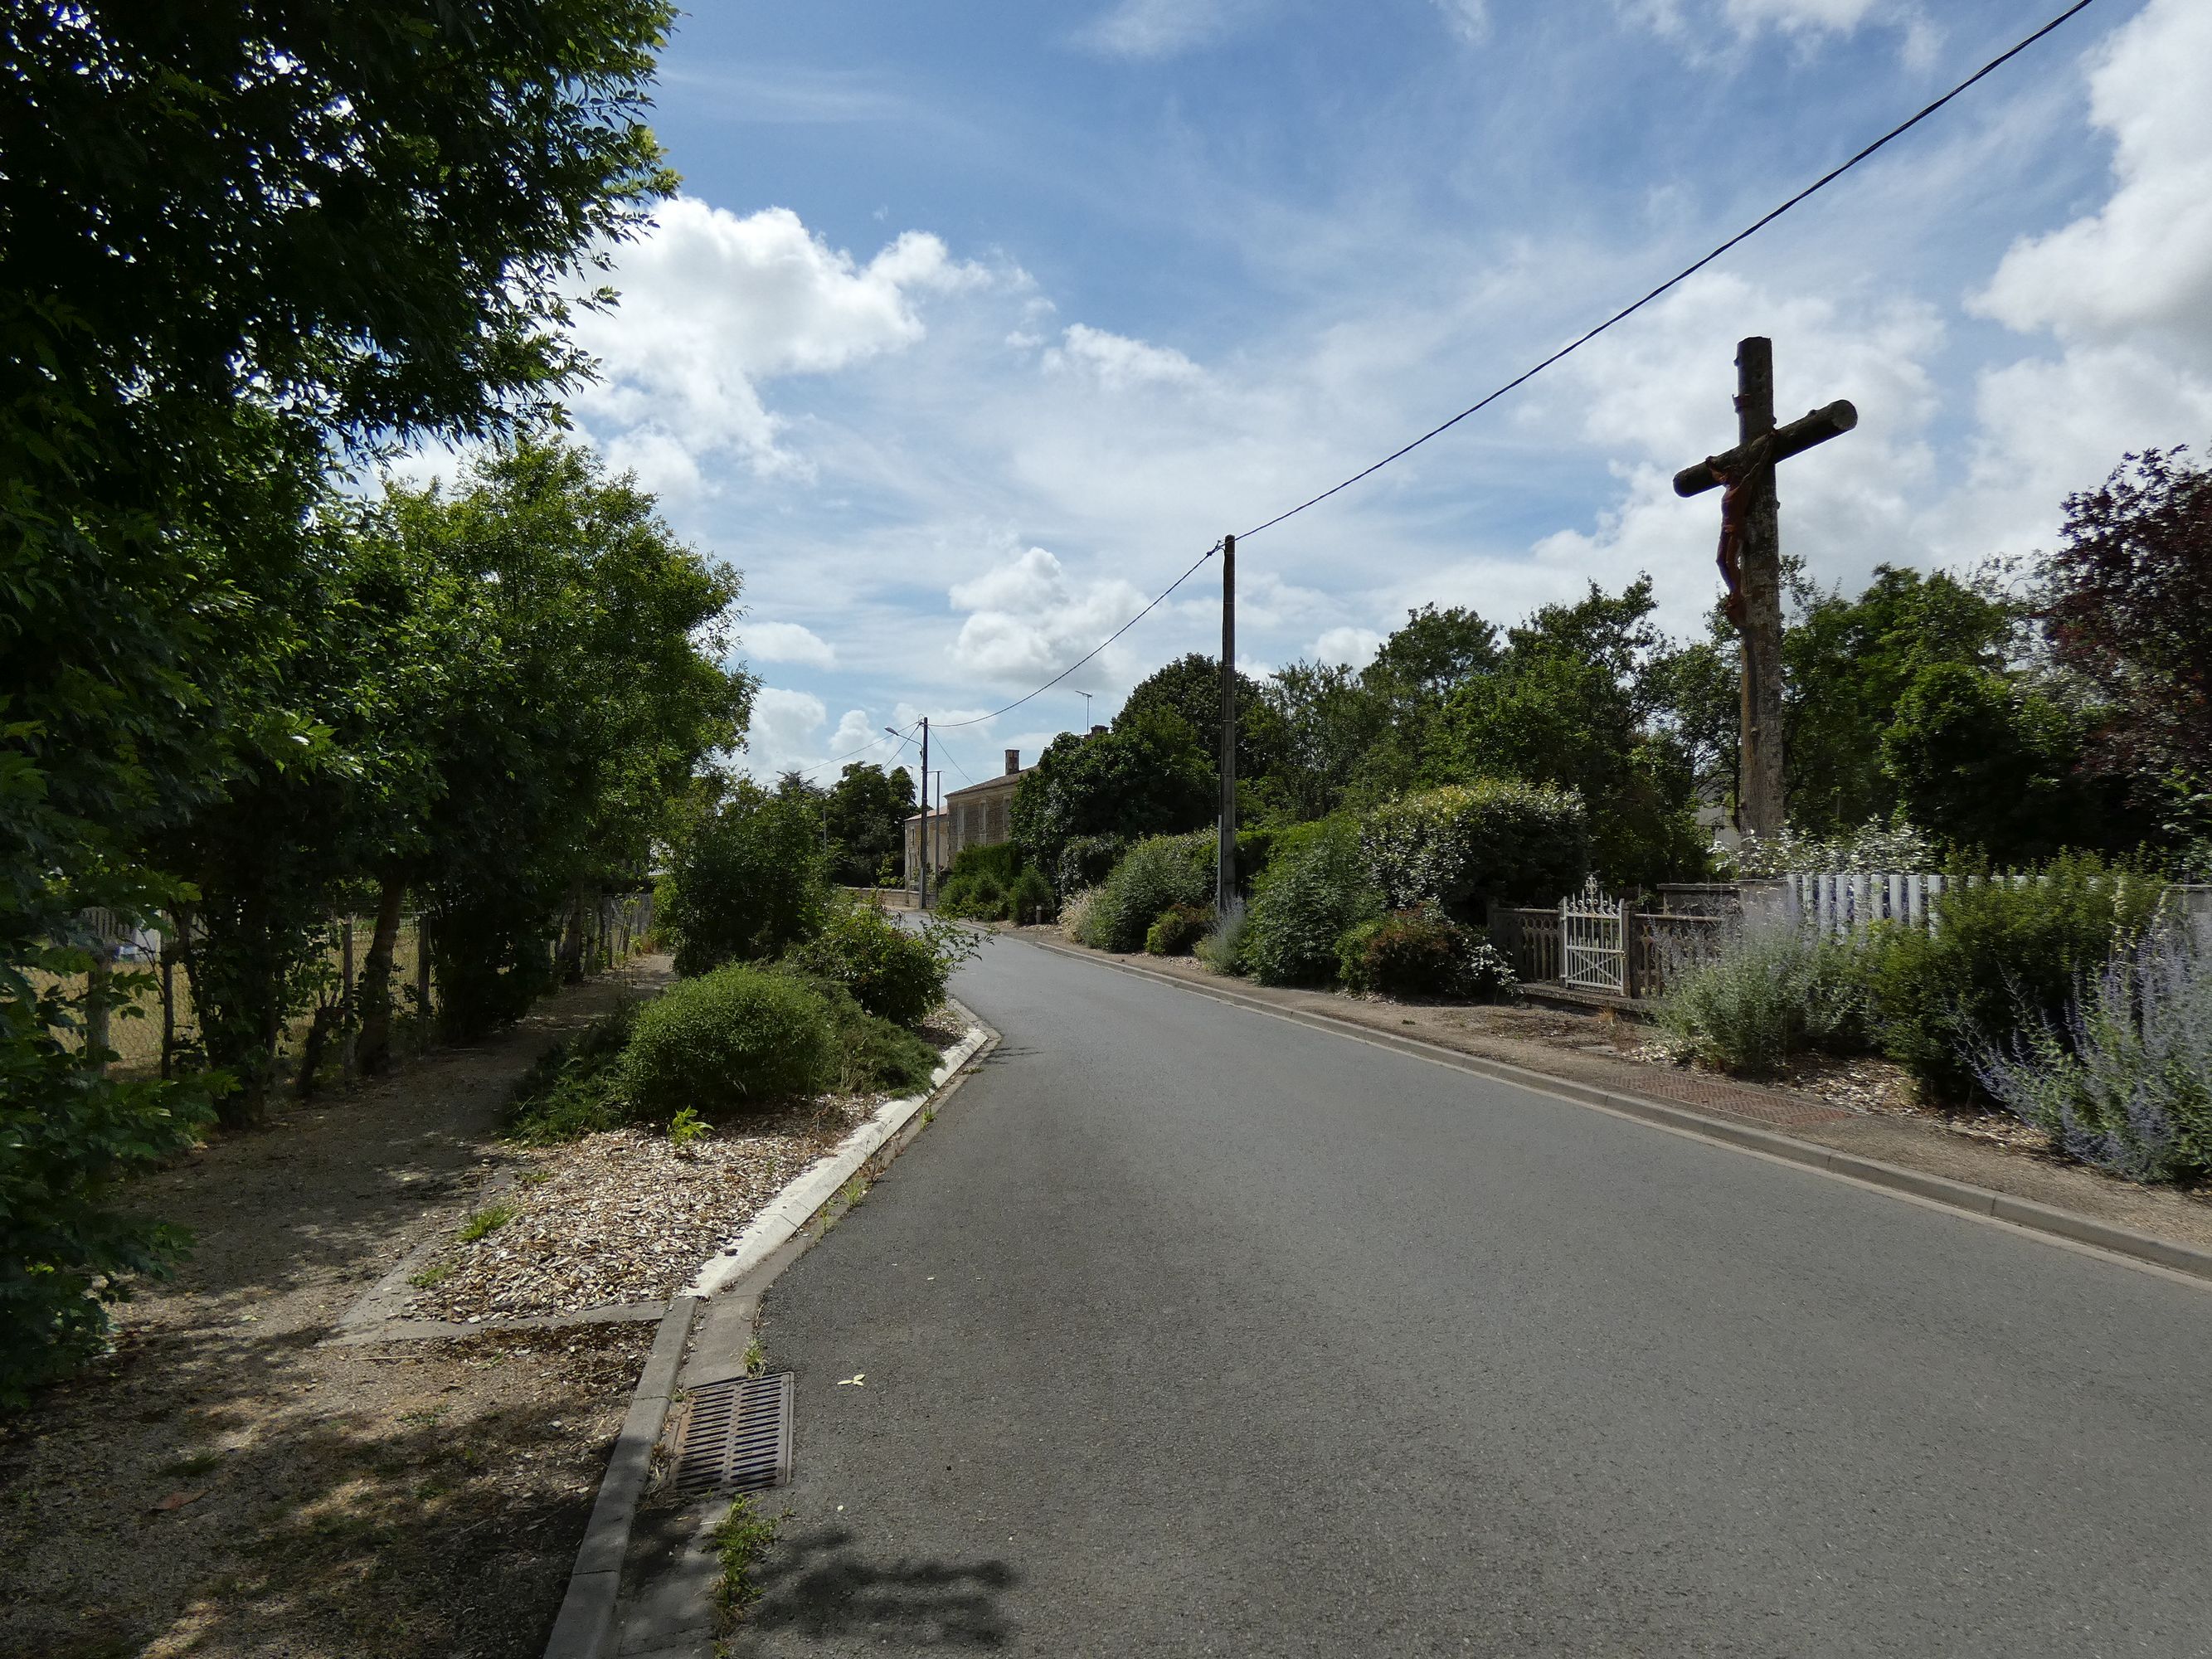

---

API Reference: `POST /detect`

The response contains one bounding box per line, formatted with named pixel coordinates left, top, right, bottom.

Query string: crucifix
left=1672, top=336, right=1855, bottom=839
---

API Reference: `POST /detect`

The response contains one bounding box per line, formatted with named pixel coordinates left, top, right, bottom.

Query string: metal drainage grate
left=668, top=1371, right=794, bottom=1500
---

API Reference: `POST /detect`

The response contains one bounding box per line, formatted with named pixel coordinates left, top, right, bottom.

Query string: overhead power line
left=910, top=0, right=2099, bottom=732
left=784, top=718, right=919, bottom=781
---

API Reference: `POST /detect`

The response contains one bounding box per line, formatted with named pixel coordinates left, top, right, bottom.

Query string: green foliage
left=618, top=965, right=836, bottom=1120
left=1010, top=713, right=1214, bottom=888
left=458, top=1203, right=517, bottom=1243
left=1195, top=902, right=1252, bottom=974
left=1145, top=903, right=1215, bottom=958
left=1054, top=834, right=1129, bottom=897
left=1974, top=930, right=2212, bottom=1183
left=503, top=1004, right=639, bottom=1144
left=1115, top=653, right=1280, bottom=784
left=1241, top=817, right=1383, bottom=986
left=667, top=1107, right=707, bottom=1150
left=1008, top=867, right=1057, bottom=925
left=1860, top=854, right=2166, bottom=1102
left=1077, top=834, right=1215, bottom=954
left=1713, top=819, right=1937, bottom=880
left=822, top=762, right=915, bottom=887
left=937, top=844, right=1025, bottom=921
left=823, top=998, right=941, bottom=1097
left=1422, top=580, right=1704, bottom=889
left=0, top=957, right=220, bottom=1407
left=1336, top=911, right=1519, bottom=1001
left=785, top=902, right=975, bottom=1028
left=1359, top=780, right=1588, bottom=921
left=661, top=789, right=831, bottom=977
left=1655, top=930, right=1870, bottom=1078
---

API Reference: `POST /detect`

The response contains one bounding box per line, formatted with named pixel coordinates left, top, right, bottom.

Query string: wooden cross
left=1672, top=337, right=1855, bottom=839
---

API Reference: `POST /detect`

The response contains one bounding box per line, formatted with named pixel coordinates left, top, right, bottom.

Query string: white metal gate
left=1560, top=877, right=1629, bottom=994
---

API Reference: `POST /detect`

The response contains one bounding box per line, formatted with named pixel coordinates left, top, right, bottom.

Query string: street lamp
left=1077, top=690, right=1092, bottom=731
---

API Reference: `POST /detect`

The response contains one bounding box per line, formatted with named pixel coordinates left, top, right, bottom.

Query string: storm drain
left=667, top=1371, right=794, bottom=1499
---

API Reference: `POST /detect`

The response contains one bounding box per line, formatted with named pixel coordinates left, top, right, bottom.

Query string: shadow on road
left=745, top=1520, right=1019, bottom=1649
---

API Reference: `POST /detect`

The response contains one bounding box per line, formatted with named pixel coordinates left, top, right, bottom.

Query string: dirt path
left=0, top=956, right=674, bottom=1659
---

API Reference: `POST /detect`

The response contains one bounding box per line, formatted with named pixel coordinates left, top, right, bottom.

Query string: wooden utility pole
left=1672, top=338, right=1855, bottom=839
left=1216, top=534, right=1237, bottom=918
left=918, top=716, right=931, bottom=910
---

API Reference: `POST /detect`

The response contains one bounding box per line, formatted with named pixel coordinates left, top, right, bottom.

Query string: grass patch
left=712, top=1495, right=781, bottom=1632
left=504, top=1004, right=638, bottom=1143
left=456, top=1203, right=516, bottom=1243
left=407, top=1261, right=455, bottom=1289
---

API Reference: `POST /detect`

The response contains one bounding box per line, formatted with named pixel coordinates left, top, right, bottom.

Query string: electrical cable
left=1235, top=0, right=2098, bottom=542
left=878, top=0, right=2100, bottom=732
left=782, top=719, right=919, bottom=781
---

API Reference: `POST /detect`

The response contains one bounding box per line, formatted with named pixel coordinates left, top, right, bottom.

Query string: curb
left=541, top=1005, right=998, bottom=1659
left=1028, top=937, right=2212, bottom=1289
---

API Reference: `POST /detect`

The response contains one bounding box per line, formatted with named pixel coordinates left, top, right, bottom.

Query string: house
left=904, top=748, right=1031, bottom=890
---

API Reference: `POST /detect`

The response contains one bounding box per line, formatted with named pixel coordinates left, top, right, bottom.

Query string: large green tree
left=0, top=0, right=678, bottom=1399
left=1010, top=710, right=1216, bottom=886
left=824, top=763, right=916, bottom=886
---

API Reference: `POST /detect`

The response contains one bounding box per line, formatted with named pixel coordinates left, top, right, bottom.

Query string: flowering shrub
left=1654, top=927, right=1869, bottom=1078
left=1711, top=818, right=1937, bottom=879
left=1242, top=816, right=1381, bottom=985
left=1336, top=910, right=1518, bottom=1000
left=1359, top=780, right=1587, bottom=919
left=1077, top=833, right=1213, bottom=953
left=1975, top=929, right=2212, bottom=1183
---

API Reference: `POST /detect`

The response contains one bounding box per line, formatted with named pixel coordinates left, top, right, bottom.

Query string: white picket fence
left=1778, top=870, right=2212, bottom=946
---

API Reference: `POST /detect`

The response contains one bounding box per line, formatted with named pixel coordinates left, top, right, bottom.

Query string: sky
left=469, top=0, right=2212, bottom=787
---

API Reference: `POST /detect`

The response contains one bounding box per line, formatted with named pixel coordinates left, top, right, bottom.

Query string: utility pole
left=919, top=716, right=931, bottom=910
left=1079, top=690, right=1092, bottom=731
left=1672, top=338, right=1855, bottom=839
left=1216, top=533, right=1237, bottom=918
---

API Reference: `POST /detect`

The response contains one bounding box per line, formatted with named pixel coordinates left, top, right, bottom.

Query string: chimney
left=1089, top=724, right=1107, bottom=737
left=1004, top=748, right=1020, bottom=776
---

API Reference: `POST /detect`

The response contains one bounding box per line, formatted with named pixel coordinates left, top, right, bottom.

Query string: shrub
left=937, top=869, right=1007, bottom=922
left=1195, top=900, right=1250, bottom=973
left=1655, top=927, right=1869, bottom=1078
left=1056, top=833, right=1128, bottom=898
left=1975, top=930, right=2212, bottom=1182
left=1077, top=832, right=1214, bottom=953
left=1359, top=780, right=1587, bottom=922
left=1713, top=818, right=1937, bottom=880
left=1242, top=816, right=1383, bottom=986
left=1009, top=867, right=1057, bottom=925
left=1336, top=910, right=1519, bottom=1000
left=659, top=793, right=831, bottom=975
left=1145, top=902, right=1214, bottom=957
left=619, top=965, right=836, bottom=1119
left=506, top=1001, right=639, bottom=1142
left=1861, top=853, right=2166, bottom=1101
left=1057, top=888, right=1098, bottom=943
left=785, top=902, right=976, bottom=1029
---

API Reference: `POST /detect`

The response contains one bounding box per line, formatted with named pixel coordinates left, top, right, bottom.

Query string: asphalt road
left=737, top=936, right=2212, bottom=1657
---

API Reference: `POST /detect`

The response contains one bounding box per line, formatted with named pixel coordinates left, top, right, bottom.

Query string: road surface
left=735, top=936, right=2212, bottom=1656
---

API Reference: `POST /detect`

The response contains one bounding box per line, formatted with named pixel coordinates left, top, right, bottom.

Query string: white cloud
left=740, top=686, right=829, bottom=777
left=571, top=199, right=993, bottom=479
left=1042, top=324, right=1204, bottom=391
left=1313, top=626, right=1384, bottom=668
left=742, top=620, right=839, bottom=668
left=1624, top=0, right=1932, bottom=61
left=1973, top=0, right=2212, bottom=365
left=1432, top=0, right=1488, bottom=44
left=1075, top=0, right=1264, bottom=59
left=946, top=546, right=1151, bottom=685
left=827, top=707, right=877, bottom=757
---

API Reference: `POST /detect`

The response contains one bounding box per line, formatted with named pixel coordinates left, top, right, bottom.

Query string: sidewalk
left=1027, top=935, right=2212, bottom=1264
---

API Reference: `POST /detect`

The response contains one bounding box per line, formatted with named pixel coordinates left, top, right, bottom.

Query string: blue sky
left=511, top=0, right=2212, bottom=787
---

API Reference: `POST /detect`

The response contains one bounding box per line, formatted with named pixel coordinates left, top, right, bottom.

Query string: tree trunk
left=557, top=882, right=588, bottom=984
left=355, top=875, right=406, bottom=1076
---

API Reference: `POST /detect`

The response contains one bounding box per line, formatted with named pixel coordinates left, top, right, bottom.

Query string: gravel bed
left=407, top=1098, right=875, bottom=1321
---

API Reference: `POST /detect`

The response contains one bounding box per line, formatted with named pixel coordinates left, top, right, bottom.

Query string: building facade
left=904, top=748, right=1030, bottom=893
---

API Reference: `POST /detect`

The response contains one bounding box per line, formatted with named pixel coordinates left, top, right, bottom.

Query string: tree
left=824, top=764, right=916, bottom=886
left=1261, top=662, right=1393, bottom=823
left=1423, top=581, right=1704, bottom=890
left=1116, top=654, right=1280, bottom=784
left=2040, top=445, right=2212, bottom=847
left=1, top=0, right=679, bottom=1397
left=659, top=786, right=831, bottom=975
left=1010, top=710, right=1217, bottom=885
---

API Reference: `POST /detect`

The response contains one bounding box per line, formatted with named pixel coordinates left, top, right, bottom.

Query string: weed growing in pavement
left=712, top=1496, right=783, bottom=1632
left=456, top=1203, right=517, bottom=1243
left=407, top=1261, right=455, bottom=1289
left=743, top=1338, right=766, bottom=1377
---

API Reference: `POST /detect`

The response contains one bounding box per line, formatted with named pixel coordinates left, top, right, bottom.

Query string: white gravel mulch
left=406, top=1098, right=875, bottom=1322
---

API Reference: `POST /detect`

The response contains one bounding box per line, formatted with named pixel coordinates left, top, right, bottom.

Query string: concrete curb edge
left=1028, top=937, right=2212, bottom=1288
left=540, top=1005, right=996, bottom=1659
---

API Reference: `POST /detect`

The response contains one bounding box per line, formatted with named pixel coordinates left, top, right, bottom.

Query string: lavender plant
left=1973, top=930, right=2212, bottom=1183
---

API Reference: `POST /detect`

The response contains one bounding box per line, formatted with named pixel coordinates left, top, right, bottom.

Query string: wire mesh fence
left=36, top=892, right=655, bottom=1083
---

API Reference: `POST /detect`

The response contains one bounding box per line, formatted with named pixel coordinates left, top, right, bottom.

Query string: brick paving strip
left=1027, top=936, right=2212, bottom=1277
